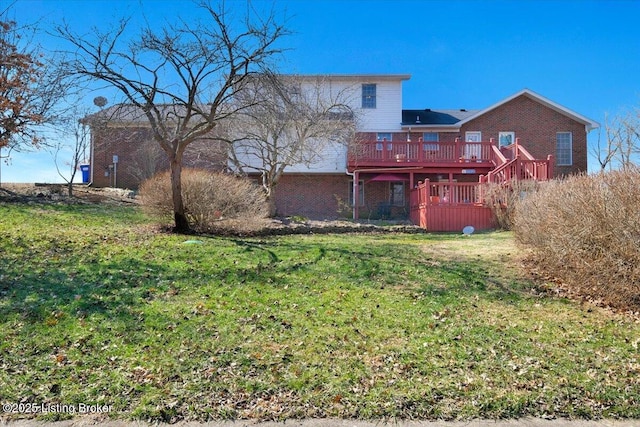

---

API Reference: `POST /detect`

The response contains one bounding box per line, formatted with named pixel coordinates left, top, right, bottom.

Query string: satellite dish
left=93, top=96, right=108, bottom=108
left=462, top=225, right=475, bottom=236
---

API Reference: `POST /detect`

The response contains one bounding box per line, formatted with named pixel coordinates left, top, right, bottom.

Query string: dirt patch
left=195, top=217, right=426, bottom=237
left=0, top=183, right=138, bottom=206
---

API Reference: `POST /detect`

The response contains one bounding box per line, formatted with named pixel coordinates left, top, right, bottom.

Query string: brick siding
left=91, top=126, right=227, bottom=189
left=272, top=174, right=350, bottom=219
left=460, top=95, right=588, bottom=176
left=272, top=173, right=413, bottom=220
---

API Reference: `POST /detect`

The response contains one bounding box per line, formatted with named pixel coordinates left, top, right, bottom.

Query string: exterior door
left=464, top=132, right=482, bottom=160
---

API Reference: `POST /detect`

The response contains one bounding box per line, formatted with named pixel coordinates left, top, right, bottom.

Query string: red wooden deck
left=349, top=138, right=551, bottom=232
left=348, top=139, right=496, bottom=169
left=410, top=180, right=495, bottom=232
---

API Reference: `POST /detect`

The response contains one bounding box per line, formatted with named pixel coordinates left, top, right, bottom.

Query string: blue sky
left=2, top=0, right=640, bottom=182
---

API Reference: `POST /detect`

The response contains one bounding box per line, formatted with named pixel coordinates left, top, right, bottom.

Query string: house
left=82, top=105, right=227, bottom=189
left=83, top=74, right=599, bottom=231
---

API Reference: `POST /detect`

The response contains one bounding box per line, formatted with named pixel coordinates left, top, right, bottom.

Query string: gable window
left=390, top=182, right=405, bottom=206
left=498, top=132, right=515, bottom=147
left=362, top=84, right=376, bottom=109
left=376, top=133, right=392, bottom=151
left=349, top=179, right=364, bottom=206
left=422, top=132, right=439, bottom=151
left=556, top=132, right=572, bottom=165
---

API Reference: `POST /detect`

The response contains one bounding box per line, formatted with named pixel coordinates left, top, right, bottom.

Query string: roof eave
left=400, top=123, right=461, bottom=131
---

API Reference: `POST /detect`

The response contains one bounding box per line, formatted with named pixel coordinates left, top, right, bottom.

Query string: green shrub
left=139, top=169, right=268, bottom=232
left=513, top=169, right=640, bottom=311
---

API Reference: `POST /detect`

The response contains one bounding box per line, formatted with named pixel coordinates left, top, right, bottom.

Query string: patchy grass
left=0, top=202, right=639, bottom=422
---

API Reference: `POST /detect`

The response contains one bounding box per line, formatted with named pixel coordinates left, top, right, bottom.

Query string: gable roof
left=81, top=104, right=147, bottom=125
left=457, top=89, right=600, bottom=131
left=401, top=89, right=600, bottom=132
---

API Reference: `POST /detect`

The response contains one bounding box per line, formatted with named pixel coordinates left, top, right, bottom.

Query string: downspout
left=88, top=125, right=95, bottom=186
left=345, top=169, right=358, bottom=220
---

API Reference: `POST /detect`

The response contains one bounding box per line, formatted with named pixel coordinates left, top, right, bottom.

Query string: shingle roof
left=401, top=109, right=479, bottom=126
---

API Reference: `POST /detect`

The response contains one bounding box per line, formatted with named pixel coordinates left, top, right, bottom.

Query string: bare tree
left=592, top=114, right=618, bottom=172
left=57, top=2, right=287, bottom=232
left=51, top=110, right=90, bottom=197
left=604, top=108, right=640, bottom=170
left=222, top=74, right=358, bottom=213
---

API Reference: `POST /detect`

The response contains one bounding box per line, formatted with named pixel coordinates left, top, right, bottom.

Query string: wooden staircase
left=409, top=138, right=553, bottom=231
left=480, top=138, right=554, bottom=185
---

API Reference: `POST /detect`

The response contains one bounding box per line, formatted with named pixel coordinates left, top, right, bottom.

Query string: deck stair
left=481, top=138, right=554, bottom=185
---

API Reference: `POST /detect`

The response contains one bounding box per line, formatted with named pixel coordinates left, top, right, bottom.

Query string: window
left=422, top=132, right=439, bottom=151
left=376, top=133, right=392, bottom=151
left=498, top=132, right=515, bottom=147
left=362, top=84, right=376, bottom=109
left=390, top=182, right=405, bottom=206
left=464, top=131, right=482, bottom=159
left=556, top=132, right=572, bottom=165
left=349, top=179, right=364, bottom=206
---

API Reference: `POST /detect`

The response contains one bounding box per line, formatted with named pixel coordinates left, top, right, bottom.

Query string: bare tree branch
left=58, top=1, right=288, bottom=232
left=51, top=107, right=91, bottom=197
left=220, top=74, right=358, bottom=213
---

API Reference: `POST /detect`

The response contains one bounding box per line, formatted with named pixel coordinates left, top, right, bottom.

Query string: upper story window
left=362, top=84, right=377, bottom=109
left=556, top=132, right=573, bottom=165
left=376, top=132, right=392, bottom=151
left=422, top=132, right=439, bottom=151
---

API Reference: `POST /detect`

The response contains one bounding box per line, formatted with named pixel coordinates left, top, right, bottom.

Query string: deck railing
left=482, top=139, right=554, bottom=184
left=410, top=179, right=485, bottom=207
left=349, top=137, right=496, bottom=165
left=410, top=179, right=494, bottom=231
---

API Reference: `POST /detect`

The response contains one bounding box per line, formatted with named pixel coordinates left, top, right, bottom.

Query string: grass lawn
left=0, top=201, right=639, bottom=422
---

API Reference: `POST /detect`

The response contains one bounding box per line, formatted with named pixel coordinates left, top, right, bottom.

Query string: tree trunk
left=266, top=195, right=277, bottom=217
left=169, top=152, right=190, bottom=233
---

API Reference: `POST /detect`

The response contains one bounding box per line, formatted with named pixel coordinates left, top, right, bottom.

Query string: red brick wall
left=272, top=174, right=350, bottom=219
left=90, top=125, right=227, bottom=189
left=460, top=95, right=588, bottom=176
left=273, top=174, right=411, bottom=220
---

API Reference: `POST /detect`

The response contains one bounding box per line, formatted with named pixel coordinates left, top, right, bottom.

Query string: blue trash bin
left=80, top=165, right=90, bottom=183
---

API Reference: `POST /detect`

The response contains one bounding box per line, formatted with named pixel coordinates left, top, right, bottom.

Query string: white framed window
left=376, top=133, right=392, bottom=151
left=422, top=132, right=439, bottom=151
left=464, top=131, right=482, bottom=159
left=349, top=179, right=364, bottom=206
left=390, top=182, right=405, bottom=206
left=465, top=131, right=482, bottom=142
left=362, top=84, right=376, bottom=109
left=498, top=131, right=515, bottom=147
left=556, top=132, right=572, bottom=165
